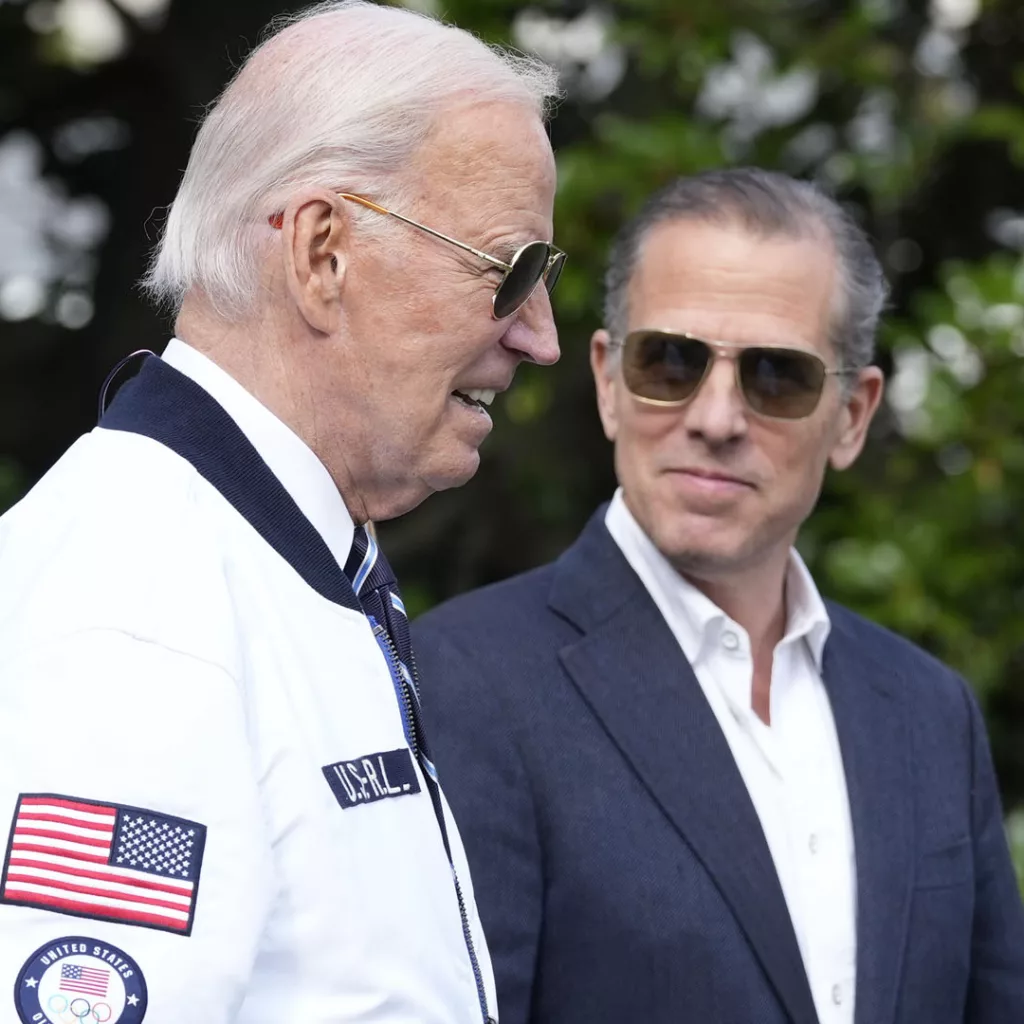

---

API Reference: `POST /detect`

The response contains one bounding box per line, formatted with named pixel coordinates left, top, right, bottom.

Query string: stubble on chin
left=651, top=516, right=770, bottom=583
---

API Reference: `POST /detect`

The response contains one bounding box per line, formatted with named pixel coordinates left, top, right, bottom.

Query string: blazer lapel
left=822, top=611, right=914, bottom=1024
left=549, top=513, right=820, bottom=1024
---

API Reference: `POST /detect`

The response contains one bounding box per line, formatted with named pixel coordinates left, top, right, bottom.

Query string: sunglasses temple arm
left=340, top=194, right=513, bottom=274
left=393, top=212, right=512, bottom=271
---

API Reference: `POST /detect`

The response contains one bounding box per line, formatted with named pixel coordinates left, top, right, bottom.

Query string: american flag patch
left=60, top=962, right=109, bottom=996
left=0, top=794, right=207, bottom=935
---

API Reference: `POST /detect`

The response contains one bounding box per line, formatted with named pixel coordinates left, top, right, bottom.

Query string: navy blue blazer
left=413, top=508, right=1024, bottom=1024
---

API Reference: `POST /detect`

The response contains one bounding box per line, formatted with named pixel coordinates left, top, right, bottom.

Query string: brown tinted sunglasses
left=615, top=329, right=856, bottom=421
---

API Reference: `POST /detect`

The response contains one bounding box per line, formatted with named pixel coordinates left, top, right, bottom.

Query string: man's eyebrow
left=492, top=240, right=524, bottom=264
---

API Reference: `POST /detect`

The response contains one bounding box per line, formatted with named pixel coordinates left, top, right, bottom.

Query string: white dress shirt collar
left=605, top=489, right=857, bottom=1024
left=605, top=487, right=831, bottom=670
left=161, top=337, right=355, bottom=573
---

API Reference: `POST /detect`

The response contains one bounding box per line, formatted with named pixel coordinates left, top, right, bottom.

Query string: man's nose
left=502, top=285, right=560, bottom=366
left=682, top=355, right=748, bottom=443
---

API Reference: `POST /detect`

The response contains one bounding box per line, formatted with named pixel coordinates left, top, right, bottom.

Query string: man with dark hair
left=414, top=168, right=1024, bottom=1024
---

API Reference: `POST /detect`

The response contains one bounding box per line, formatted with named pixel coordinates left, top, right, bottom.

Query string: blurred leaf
left=1008, top=810, right=1024, bottom=895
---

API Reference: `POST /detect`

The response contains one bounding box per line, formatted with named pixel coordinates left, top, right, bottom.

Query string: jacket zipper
left=369, top=619, right=493, bottom=1024
left=370, top=618, right=417, bottom=755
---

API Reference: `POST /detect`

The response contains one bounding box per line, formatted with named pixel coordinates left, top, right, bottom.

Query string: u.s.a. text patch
left=0, top=793, right=206, bottom=935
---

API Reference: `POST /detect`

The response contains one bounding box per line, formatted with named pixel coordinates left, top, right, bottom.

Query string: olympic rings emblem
left=46, top=993, right=113, bottom=1022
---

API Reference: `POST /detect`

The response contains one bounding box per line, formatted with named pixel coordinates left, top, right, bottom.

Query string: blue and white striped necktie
left=344, top=524, right=420, bottom=704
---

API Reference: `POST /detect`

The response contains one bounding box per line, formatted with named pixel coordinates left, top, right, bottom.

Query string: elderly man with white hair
left=0, top=2, right=562, bottom=1021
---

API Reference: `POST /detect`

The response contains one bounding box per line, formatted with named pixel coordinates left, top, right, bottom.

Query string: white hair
left=143, top=0, right=560, bottom=320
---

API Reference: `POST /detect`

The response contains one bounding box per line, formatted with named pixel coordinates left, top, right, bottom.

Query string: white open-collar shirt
left=606, top=488, right=858, bottom=1024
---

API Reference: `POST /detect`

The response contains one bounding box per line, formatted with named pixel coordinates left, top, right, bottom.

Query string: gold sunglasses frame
left=270, top=192, right=565, bottom=320
left=611, top=328, right=857, bottom=421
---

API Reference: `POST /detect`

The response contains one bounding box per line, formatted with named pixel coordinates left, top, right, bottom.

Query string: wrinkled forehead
left=627, top=216, right=840, bottom=354
left=404, top=101, right=557, bottom=232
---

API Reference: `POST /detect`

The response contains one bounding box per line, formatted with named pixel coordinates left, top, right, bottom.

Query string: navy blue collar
left=100, top=354, right=362, bottom=613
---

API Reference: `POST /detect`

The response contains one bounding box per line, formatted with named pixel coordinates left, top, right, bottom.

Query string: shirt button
left=831, top=983, right=843, bottom=1005
left=721, top=630, right=740, bottom=651
left=808, top=833, right=819, bottom=854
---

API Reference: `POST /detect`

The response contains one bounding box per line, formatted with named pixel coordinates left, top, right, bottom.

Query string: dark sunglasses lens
left=739, top=348, right=826, bottom=418
left=622, top=332, right=711, bottom=403
left=493, top=242, right=550, bottom=318
left=543, top=251, right=566, bottom=295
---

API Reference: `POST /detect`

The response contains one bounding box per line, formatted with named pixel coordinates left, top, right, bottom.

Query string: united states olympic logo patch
left=14, top=936, right=147, bottom=1023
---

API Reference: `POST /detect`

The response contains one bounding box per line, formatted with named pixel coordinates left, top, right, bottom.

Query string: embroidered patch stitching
left=322, top=748, right=421, bottom=810
left=13, top=934, right=148, bottom=1023
left=0, top=793, right=206, bottom=936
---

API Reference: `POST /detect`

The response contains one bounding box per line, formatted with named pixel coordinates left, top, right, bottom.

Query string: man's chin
left=664, top=546, right=742, bottom=577
left=365, top=452, right=479, bottom=521
left=425, top=447, right=482, bottom=494
left=661, top=532, right=789, bottom=584
left=653, top=524, right=757, bottom=578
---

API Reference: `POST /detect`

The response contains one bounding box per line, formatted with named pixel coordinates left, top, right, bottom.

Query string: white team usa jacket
left=0, top=346, right=496, bottom=1024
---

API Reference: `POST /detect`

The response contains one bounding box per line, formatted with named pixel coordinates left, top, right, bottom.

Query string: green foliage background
left=1, top=0, right=1022, bottom=877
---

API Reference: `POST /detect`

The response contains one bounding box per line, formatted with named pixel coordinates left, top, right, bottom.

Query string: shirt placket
left=777, top=650, right=856, bottom=1024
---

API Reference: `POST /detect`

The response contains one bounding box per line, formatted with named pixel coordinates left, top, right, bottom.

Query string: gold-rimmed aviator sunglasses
left=612, top=328, right=858, bottom=421
left=269, top=193, right=565, bottom=320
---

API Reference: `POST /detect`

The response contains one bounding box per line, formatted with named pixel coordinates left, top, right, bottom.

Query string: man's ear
left=281, top=191, right=349, bottom=334
left=591, top=328, right=620, bottom=442
left=829, top=366, right=885, bottom=471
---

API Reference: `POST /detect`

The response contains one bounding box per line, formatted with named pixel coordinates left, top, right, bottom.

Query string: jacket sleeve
left=0, top=627, right=274, bottom=1023
left=415, top=625, right=544, bottom=1024
left=962, top=679, right=1024, bottom=1023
